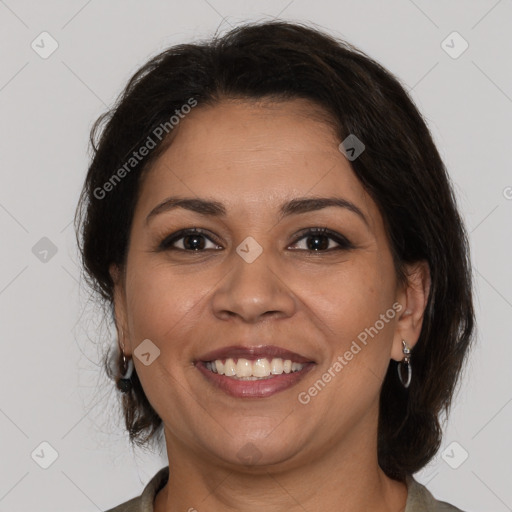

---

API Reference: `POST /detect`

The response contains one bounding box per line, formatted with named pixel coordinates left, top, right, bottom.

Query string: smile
left=205, top=357, right=306, bottom=379
left=195, top=357, right=315, bottom=398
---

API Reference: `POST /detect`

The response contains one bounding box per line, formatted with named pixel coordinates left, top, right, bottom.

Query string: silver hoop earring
left=397, top=339, right=412, bottom=388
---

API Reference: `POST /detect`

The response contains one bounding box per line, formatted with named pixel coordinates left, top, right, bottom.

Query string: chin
left=202, top=433, right=304, bottom=470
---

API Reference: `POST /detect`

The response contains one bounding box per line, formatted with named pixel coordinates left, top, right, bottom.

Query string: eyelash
left=158, top=227, right=354, bottom=253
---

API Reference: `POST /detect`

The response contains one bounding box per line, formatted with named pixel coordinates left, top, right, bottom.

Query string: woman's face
left=112, top=98, right=426, bottom=469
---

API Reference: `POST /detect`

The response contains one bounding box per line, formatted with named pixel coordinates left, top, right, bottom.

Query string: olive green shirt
left=105, top=466, right=464, bottom=511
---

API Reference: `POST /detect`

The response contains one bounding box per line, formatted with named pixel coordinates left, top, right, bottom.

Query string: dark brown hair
left=75, top=20, right=474, bottom=480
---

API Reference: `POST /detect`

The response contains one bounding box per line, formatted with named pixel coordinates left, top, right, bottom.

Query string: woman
left=75, top=20, right=474, bottom=512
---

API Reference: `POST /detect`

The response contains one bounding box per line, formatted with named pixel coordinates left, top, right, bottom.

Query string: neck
left=154, top=406, right=408, bottom=512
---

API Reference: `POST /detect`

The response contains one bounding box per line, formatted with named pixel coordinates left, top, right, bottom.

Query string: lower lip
left=195, top=361, right=315, bottom=398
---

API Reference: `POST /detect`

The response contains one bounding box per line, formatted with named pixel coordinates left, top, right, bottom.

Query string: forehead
left=134, top=99, right=379, bottom=229
left=156, top=98, right=340, bottom=168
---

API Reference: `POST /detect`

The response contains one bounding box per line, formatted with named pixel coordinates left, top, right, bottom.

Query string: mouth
left=194, top=345, right=316, bottom=398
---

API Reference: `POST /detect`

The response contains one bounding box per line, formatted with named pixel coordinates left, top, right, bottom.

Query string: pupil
left=307, top=235, right=328, bottom=251
left=184, top=234, right=204, bottom=250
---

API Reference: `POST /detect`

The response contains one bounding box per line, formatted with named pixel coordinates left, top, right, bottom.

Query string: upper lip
left=197, top=345, right=314, bottom=364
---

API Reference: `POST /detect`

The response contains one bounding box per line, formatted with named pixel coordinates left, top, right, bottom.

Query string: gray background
left=0, top=1, right=511, bottom=511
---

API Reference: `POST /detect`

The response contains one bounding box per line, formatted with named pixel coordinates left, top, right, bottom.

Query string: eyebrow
left=145, top=196, right=369, bottom=227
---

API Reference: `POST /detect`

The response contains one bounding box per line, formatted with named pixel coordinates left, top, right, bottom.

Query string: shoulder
left=103, top=466, right=170, bottom=512
left=405, top=475, right=466, bottom=512
left=104, top=496, right=141, bottom=512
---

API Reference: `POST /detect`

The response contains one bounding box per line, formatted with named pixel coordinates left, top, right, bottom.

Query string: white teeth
left=253, top=358, right=271, bottom=377
left=270, top=358, right=284, bottom=374
left=224, top=358, right=236, bottom=376
left=236, top=358, right=252, bottom=377
left=206, top=357, right=306, bottom=379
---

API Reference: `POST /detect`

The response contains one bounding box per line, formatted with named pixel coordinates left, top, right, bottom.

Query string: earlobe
left=391, top=260, right=431, bottom=361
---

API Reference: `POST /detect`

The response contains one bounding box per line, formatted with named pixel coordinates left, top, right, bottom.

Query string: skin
left=110, top=98, right=430, bottom=512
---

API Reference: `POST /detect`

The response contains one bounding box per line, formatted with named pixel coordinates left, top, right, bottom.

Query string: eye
left=289, top=227, right=354, bottom=252
left=159, top=228, right=222, bottom=252
left=158, top=227, right=354, bottom=253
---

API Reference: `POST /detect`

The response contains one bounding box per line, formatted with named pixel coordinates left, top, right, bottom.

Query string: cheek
left=123, top=260, right=208, bottom=420
left=294, top=261, right=397, bottom=424
left=297, top=259, right=398, bottom=408
left=124, top=259, right=208, bottom=349
left=297, top=258, right=396, bottom=342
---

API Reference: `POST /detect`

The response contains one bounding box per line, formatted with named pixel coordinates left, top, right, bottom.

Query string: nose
left=211, top=246, right=297, bottom=323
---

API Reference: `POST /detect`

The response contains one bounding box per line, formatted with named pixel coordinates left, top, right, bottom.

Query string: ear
left=109, top=263, right=132, bottom=356
left=391, top=260, right=431, bottom=362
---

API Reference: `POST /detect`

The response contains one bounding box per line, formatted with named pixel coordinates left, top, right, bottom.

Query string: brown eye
left=159, top=228, right=222, bottom=251
left=289, top=228, right=354, bottom=252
